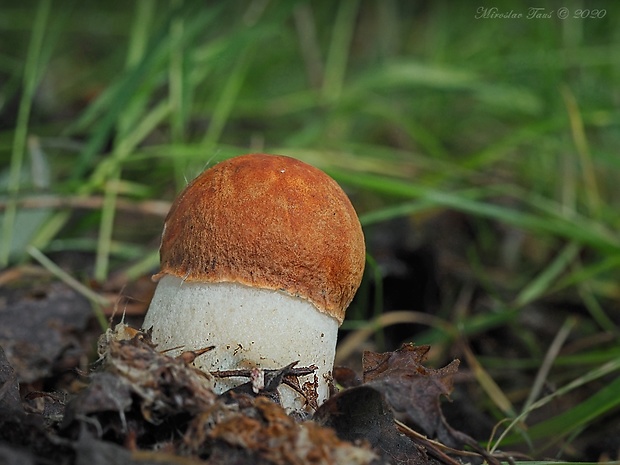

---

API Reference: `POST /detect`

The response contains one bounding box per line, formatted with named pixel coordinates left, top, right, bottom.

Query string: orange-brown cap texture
left=155, top=154, right=365, bottom=324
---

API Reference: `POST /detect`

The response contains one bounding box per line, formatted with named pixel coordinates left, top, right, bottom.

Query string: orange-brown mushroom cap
left=155, top=154, right=365, bottom=324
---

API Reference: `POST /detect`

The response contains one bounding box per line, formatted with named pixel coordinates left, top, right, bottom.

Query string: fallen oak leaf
left=362, top=343, right=465, bottom=449
left=362, top=344, right=503, bottom=465
left=314, top=384, right=437, bottom=465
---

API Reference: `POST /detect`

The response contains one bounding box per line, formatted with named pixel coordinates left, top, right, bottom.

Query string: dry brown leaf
left=314, top=385, right=435, bottom=465
left=362, top=343, right=464, bottom=448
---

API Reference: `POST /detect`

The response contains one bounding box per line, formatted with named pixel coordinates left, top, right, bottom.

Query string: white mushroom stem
left=143, top=275, right=339, bottom=411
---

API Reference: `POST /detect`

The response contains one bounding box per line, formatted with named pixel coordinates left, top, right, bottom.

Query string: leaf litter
left=0, top=312, right=506, bottom=464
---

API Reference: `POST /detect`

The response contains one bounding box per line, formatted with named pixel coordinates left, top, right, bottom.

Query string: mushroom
left=142, top=154, right=365, bottom=411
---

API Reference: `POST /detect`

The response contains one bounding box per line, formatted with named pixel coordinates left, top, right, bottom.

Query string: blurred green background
left=1, top=0, right=620, bottom=459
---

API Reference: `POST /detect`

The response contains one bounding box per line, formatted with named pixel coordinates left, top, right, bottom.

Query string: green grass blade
left=509, top=374, right=620, bottom=448
left=200, top=47, right=252, bottom=150
left=328, top=169, right=620, bottom=253
left=514, top=242, right=580, bottom=307
left=93, top=101, right=171, bottom=281
left=492, top=358, right=620, bottom=450
left=1, top=0, right=51, bottom=266
left=321, top=0, right=360, bottom=103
